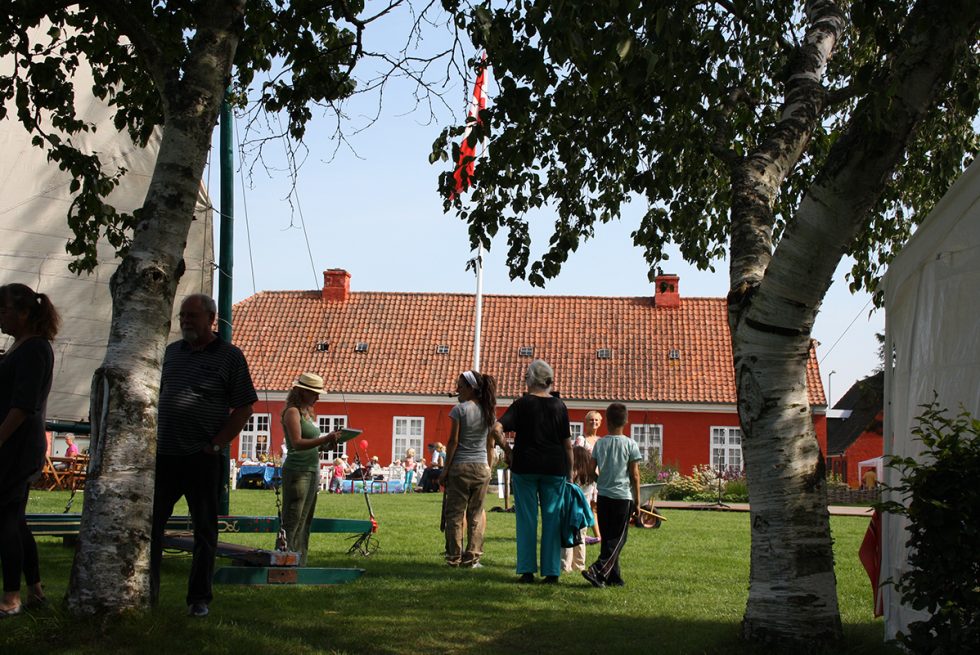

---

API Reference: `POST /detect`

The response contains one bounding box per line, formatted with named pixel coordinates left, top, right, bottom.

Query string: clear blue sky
left=211, top=10, right=884, bottom=405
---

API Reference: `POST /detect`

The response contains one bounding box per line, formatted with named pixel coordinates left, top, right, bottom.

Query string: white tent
left=0, top=50, right=213, bottom=422
left=881, top=157, right=980, bottom=640
left=856, top=456, right=883, bottom=480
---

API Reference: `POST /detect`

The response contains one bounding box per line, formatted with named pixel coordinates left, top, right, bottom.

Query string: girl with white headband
left=439, top=369, right=498, bottom=567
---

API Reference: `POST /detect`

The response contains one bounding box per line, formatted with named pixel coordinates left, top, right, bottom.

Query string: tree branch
left=89, top=0, right=175, bottom=107
left=728, top=0, right=846, bottom=300
left=754, top=0, right=980, bottom=336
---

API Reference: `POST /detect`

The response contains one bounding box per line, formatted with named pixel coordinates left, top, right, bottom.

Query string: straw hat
left=293, top=372, right=325, bottom=394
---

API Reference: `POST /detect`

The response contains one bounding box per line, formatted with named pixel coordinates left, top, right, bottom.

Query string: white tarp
left=881, top=157, right=980, bottom=641
left=857, top=456, right=883, bottom=480
left=0, top=49, right=213, bottom=421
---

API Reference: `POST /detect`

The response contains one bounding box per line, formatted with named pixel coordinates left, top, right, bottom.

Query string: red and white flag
left=451, top=55, right=489, bottom=199
left=859, top=509, right=884, bottom=617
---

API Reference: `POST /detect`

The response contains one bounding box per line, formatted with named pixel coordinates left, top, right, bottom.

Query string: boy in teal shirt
left=583, top=403, right=642, bottom=588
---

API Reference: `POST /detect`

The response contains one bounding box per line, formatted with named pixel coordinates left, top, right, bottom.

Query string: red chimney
left=322, top=269, right=351, bottom=302
left=654, top=273, right=680, bottom=308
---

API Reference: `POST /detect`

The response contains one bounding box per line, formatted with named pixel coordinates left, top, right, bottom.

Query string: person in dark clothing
left=149, top=294, right=257, bottom=619
left=0, top=283, right=60, bottom=618
left=494, top=359, right=573, bottom=584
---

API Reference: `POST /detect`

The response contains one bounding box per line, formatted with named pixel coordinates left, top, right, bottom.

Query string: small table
left=236, top=465, right=280, bottom=489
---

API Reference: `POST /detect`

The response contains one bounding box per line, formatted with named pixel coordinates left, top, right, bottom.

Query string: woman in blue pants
left=494, top=360, right=573, bottom=583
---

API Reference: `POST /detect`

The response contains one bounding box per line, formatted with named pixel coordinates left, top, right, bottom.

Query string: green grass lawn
left=2, top=489, right=894, bottom=655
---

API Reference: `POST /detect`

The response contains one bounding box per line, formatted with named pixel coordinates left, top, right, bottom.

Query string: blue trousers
left=511, top=472, right=564, bottom=577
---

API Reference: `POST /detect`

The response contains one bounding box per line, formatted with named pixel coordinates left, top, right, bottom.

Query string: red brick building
left=826, top=372, right=884, bottom=488
left=229, top=269, right=827, bottom=472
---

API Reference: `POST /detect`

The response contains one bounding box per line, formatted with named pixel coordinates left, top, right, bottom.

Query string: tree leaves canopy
left=435, top=0, right=979, bottom=293
left=0, top=0, right=368, bottom=272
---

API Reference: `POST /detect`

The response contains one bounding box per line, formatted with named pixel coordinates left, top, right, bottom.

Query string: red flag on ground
left=858, top=509, right=884, bottom=617
left=451, top=56, right=488, bottom=199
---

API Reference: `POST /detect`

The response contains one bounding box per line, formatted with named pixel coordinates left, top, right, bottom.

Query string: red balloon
left=358, top=439, right=369, bottom=451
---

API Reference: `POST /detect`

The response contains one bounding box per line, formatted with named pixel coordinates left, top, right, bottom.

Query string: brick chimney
left=322, top=269, right=351, bottom=302
left=654, top=273, right=680, bottom=308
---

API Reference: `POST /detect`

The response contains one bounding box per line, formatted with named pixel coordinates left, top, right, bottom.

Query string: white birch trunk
left=65, top=7, right=242, bottom=614
left=733, top=0, right=979, bottom=643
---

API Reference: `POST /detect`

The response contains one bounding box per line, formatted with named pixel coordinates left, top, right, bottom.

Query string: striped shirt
left=156, top=336, right=258, bottom=456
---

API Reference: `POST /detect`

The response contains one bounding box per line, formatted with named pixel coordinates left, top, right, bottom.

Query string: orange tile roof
left=232, top=290, right=826, bottom=405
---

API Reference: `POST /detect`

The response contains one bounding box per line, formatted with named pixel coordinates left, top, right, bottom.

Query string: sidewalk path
left=654, top=500, right=873, bottom=517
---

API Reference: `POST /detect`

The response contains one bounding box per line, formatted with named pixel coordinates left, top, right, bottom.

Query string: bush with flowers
left=661, top=465, right=748, bottom=501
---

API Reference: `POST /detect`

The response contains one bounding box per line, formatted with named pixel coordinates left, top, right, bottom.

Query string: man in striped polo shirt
left=149, top=294, right=257, bottom=618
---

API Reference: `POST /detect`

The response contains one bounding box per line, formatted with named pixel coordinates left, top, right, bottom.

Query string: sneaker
left=584, top=536, right=601, bottom=545
left=187, top=602, right=209, bottom=618
left=517, top=573, right=535, bottom=584
left=541, top=575, right=559, bottom=584
left=582, top=568, right=605, bottom=588
left=463, top=561, right=483, bottom=569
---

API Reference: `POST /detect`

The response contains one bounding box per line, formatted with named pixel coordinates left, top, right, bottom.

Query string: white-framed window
left=630, top=424, right=663, bottom=464
left=393, top=416, right=424, bottom=462
left=239, top=413, right=271, bottom=460
left=710, top=426, right=743, bottom=471
left=317, top=415, right=348, bottom=463
left=569, top=422, right=584, bottom=442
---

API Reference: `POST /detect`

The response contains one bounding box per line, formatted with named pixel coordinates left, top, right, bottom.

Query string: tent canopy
left=0, top=45, right=213, bottom=422
left=881, top=157, right=980, bottom=641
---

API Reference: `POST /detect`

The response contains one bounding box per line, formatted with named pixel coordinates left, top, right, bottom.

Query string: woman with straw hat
left=280, top=372, right=340, bottom=564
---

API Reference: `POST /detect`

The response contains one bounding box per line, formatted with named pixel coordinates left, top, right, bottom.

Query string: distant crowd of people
left=0, top=289, right=642, bottom=621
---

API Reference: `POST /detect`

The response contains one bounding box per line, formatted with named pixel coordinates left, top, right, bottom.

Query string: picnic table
left=34, top=455, right=88, bottom=491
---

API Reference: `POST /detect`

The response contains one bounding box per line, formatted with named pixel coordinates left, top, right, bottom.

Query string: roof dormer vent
left=354, top=342, right=368, bottom=353
left=315, top=341, right=329, bottom=352
left=518, top=346, right=534, bottom=358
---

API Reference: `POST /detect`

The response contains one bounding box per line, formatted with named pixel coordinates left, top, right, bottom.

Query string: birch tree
left=435, top=0, right=979, bottom=647
left=0, top=0, right=453, bottom=615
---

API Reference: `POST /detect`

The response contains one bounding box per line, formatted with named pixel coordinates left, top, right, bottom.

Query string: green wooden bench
left=27, top=514, right=372, bottom=585
left=26, top=514, right=372, bottom=537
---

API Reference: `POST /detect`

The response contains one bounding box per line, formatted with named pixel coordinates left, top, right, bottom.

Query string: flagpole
left=473, top=244, right=483, bottom=371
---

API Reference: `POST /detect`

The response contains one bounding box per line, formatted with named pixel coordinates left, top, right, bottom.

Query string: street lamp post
left=828, top=370, right=837, bottom=408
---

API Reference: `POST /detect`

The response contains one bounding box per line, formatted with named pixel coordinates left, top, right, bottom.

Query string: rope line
left=819, top=297, right=874, bottom=363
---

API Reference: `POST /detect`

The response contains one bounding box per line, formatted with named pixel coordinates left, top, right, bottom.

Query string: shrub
left=661, top=472, right=705, bottom=500
left=639, top=454, right=678, bottom=484
left=879, top=401, right=980, bottom=654
left=723, top=479, right=749, bottom=501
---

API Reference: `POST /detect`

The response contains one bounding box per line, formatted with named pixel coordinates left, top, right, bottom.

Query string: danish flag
left=451, top=56, right=488, bottom=199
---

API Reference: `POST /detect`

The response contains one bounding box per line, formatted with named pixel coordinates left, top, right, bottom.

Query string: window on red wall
left=393, top=417, right=424, bottom=462
left=710, top=426, right=742, bottom=471
left=569, top=422, right=583, bottom=442
left=239, top=413, right=271, bottom=461
left=630, top=424, right=663, bottom=464
left=317, top=415, right=347, bottom=464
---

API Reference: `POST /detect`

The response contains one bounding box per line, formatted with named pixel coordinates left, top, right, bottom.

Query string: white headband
left=462, top=371, right=479, bottom=389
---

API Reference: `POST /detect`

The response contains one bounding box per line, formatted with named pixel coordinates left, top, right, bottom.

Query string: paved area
left=655, top=500, right=873, bottom=517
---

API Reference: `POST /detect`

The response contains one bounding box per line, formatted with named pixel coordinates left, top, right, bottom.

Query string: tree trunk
left=733, top=0, right=979, bottom=644
left=65, top=6, right=242, bottom=614
left=734, top=289, right=842, bottom=644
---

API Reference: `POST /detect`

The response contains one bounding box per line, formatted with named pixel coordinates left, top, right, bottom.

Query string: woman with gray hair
left=494, top=359, right=574, bottom=583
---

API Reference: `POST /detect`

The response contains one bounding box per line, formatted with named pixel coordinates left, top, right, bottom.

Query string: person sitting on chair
left=54, top=435, right=79, bottom=471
